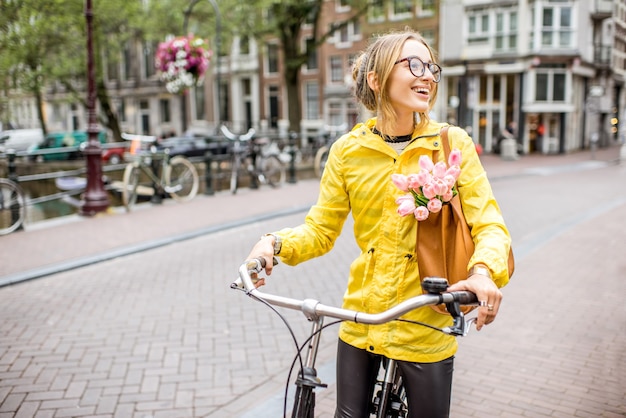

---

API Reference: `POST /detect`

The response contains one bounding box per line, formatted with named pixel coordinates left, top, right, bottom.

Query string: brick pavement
left=0, top=143, right=624, bottom=418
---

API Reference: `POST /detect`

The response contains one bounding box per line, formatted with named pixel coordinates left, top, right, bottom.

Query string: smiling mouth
left=413, top=87, right=429, bottom=95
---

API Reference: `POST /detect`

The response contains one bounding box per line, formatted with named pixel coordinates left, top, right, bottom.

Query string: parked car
left=102, top=145, right=127, bottom=164
left=157, top=136, right=230, bottom=158
left=0, top=129, right=44, bottom=153
left=29, top=131, right=107, bottom=161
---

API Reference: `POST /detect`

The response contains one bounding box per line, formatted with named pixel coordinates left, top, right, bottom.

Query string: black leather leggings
left=334, top=338, right=454, bottom=418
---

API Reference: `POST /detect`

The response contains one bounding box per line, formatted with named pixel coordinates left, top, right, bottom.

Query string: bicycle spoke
left=166, top=156, right=199, bottom=202
left=261, top=155, right=286, bottom=187
left=0, top=179, right=26, bottom=236
left=122, top=164, right=141, bottom=211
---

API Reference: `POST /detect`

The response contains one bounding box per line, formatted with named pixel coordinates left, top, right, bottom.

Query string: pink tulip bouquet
left=392, top=149, right=462, bottom=221
left=155, top=35, right=212, bottom=94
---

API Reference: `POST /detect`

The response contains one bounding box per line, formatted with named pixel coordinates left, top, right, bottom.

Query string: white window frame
left=494, top=8, right=517, bottom=52
left=467, top=9, right=490, bottom=45
left=265, top=42, right=279, bottom=75
left=368, top=0, right=386, bottom=23
left=416, top=0, right=435, bottom=17
left=534, top=67, right=569, bottom=103
left=390, top=0, right=413, bottom=21
left=304, top=81, right=319, bottom=120
left=536, top=3, right=574, bottom=49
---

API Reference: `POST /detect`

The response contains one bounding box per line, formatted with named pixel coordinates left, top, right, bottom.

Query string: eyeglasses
left=394, top=56, right=442, bottom=83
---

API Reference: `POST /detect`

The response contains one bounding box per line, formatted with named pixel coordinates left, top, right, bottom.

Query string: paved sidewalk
left=1, top=144, right=622, bottom=284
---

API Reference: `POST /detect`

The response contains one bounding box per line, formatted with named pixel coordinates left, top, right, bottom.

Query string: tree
left=0, top=0, right=86, bottom=133
left=237, top=0, right=371, bottom=132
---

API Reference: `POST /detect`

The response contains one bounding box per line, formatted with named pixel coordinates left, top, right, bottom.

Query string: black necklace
left=372, top=127, right=413, bottom=143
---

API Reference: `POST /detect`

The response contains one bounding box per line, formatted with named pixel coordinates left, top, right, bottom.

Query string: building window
left=391, top=0, right=412, bottom=20
left=417, top=0, right=435, bottom=17
left=159, top=99, right=171, bottom=123
left=139, top=100, right=150, bottom=135
left=495, top=9, right=517, bottom=51
left=369, top=0, right=385, bottom=22
left=535, top=67, right=567, bottom=102
left=240, top=35, right=250, bottom=55
left=123, top=42, right=133, bottom=80
left=306, top=37, right=318, bottom=71
left=106, top=50, right=119, bottom=81
left=468, top=9, right=490, bottom=44
left=330, top=55, right=344, bottom=83
left=330, top=21, right=362, bottom=48
left=143, top=41, right=156, bottom=79
left=269, top=85, right=279, bottom=128
left=305, top=81, right=319, bottom=120
left=195, top=87, right=205, bottom=120
left=118, top=99, right=126, bottom=122
left=267, top=43, right=279, bottom=74
left=336, top=0, right=350, bottom=13
left=540, top=4, right=573, bottom=48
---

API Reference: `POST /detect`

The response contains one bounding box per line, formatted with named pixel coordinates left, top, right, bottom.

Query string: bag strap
left=440, top=125, right=451, bottom=162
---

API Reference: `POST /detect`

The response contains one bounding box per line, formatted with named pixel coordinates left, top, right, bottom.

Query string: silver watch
left=263, top=233, right=282, bottom=255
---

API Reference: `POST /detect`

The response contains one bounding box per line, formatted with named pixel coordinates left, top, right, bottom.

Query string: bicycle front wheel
left=165, top=156, right=199, bottom=202
left=0, top=179, right=26, bottom=236
left=122, top=163, right=141, bottom=211
left=313, top=146, right=329, bottom=178
left=259, top=155, right=286, bottom=187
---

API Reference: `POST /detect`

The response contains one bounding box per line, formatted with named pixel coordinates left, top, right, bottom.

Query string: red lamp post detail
left=80, top=0, right=109, bottom=216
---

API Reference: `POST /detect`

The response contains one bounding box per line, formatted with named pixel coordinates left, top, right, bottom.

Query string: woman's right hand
left=245, top=235, right=277, bottom=287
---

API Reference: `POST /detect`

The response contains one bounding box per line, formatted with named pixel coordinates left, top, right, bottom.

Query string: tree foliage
left=0, top=0, right=375, bottom=134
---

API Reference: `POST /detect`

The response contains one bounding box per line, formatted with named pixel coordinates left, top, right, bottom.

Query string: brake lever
left=442, top=315, right=477, bottom=337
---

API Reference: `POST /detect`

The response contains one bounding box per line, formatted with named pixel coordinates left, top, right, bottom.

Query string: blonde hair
left=352, top=29, right=439, bottom=133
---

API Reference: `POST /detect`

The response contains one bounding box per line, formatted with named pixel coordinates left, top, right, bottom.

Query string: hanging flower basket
left=155, top=34, right=212, bottom=94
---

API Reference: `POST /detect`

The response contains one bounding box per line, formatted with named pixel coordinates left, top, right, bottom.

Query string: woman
left=247, top=29, right=512, bottom=418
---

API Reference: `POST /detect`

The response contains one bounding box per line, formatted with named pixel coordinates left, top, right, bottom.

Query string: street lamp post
left=80, top=0, right=109, bottom=216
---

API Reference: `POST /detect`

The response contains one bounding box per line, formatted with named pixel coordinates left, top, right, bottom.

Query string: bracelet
left=261, top=233, right=282, bottom=255
left=468, top=265, right=492, bottom=279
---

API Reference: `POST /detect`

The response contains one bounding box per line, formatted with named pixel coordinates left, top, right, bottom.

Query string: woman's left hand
left=446, top=273, right=502, bottom=331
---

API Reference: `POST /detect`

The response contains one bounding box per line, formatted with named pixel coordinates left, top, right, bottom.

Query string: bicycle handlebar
left=220, top=125, right=256, bottom=142
left=121, top=133, right=157, bottom=142
left=231, top=258, right=478, bottom=332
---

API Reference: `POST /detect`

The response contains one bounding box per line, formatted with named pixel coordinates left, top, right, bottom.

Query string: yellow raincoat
left=275, top=118, right=511, bottom=363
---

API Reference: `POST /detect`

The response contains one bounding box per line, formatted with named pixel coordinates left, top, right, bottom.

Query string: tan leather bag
left=415, top=126, right=514, bottom=314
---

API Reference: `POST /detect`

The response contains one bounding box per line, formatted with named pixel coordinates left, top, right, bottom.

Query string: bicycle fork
left=291, top=317, right=328, bottom=418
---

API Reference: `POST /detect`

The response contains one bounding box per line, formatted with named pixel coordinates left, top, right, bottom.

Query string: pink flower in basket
left=155, top=34, right=212, bottom=94
left=392, top=149, right=462, bottom=221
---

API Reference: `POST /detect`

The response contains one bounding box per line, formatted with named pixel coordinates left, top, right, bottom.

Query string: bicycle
left=313, top=123, right=347, bottom=178
left=120, top=133, right=199, bottom=211
left=231, top=258, right=478, bottom=418
left=0, top=177, right=26, bottom=235
left=220, top=125, right=286, bottom=194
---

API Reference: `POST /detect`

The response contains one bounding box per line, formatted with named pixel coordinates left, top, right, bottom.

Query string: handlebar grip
left=230, top=257, right=278, bottom=289
left=452, top=291, right=478, bottom=305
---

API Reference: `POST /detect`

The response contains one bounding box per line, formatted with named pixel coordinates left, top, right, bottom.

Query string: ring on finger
left=479, top=300, right=488, bottom=307
left=487, top=304, right=494, bottom=311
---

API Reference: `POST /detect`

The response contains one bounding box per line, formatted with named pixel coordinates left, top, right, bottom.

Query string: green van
left=30, top=131, right=107, bottom=161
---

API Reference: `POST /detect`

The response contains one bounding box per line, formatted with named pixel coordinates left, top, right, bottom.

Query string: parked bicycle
left=220, top=125, right=286, bottom=194
left=0, top=177, right=26, bottom=235
left=120, top=133, right=199, bottom=211
left=231, top=258, right=478, bottom=418
left=314, top=123, right=348, bottom=178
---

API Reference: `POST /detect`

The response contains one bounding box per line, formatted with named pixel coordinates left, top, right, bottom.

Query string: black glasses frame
left=394, top=56, right=442, bottom=83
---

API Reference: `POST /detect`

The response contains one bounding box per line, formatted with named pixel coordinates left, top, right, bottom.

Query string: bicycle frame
left=129, top=152, right=170, bottom=192
left=232, top=258, right=478, bottom=418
